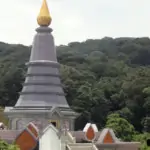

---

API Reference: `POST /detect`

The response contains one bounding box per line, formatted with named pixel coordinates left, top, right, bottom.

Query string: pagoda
left=4, top=0, right=78, bottom=131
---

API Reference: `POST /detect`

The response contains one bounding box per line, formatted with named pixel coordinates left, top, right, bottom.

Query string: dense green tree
left=105, top=113, right=135, bottom=141
left=132, top=133, right=150, bottom=150
left=0, top=140, right=19, bottom=150
left=0, top=38, right=150, bottom=134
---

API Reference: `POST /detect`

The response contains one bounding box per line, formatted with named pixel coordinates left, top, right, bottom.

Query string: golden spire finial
left=37, top=0, right=52, bottom=26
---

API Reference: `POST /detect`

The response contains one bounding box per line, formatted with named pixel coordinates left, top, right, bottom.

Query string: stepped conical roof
left=15, top=0, right=70, bottom=109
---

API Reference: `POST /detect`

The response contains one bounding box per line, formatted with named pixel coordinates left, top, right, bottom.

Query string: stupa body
left=4, top=0, right=77, bottom=130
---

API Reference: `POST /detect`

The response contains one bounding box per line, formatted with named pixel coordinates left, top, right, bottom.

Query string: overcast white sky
left=0, top=0, right=150, bottom=46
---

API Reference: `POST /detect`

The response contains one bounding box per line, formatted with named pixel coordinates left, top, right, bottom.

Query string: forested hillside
left=0, top=37, right=150, bottom=146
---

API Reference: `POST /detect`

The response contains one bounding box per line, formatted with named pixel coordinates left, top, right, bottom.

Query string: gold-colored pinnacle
left=37, top=0, right=52, bottom=26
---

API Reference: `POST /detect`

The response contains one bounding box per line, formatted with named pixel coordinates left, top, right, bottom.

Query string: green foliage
left=132, top=133, right=150, bottom=150
left=0, top=140, right=19, bottom=150
left=0, top=38, right=150, bottom=134
left=105, top=113, right=135, bottom=141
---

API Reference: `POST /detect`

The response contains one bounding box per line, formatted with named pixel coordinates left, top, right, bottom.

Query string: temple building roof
left=0, top=129, right=140, bottom=150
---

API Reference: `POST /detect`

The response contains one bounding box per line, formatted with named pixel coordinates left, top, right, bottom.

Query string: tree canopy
left=0, top=140, right=19, bottom=150
left=0, top=37, right=150, bottom=143
left=105, top=113, right=135, bottom=141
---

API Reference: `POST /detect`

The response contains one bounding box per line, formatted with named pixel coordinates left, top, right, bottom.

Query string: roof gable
left=41, top=123, right=59, bottom=137
left=14, top=122, right=39, bottom=150
left=83, top=123, right=98, bottom=142
left=97, top=128, right=119, bottom=144
left=103, top=131, right=114, bottom=143
left=50, top=107, right=63, bottom=118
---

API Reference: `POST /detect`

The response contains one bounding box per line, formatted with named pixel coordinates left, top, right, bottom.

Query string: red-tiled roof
left=0, top=130, right=101, bottom=144
left=0, top=130, right=140, bottom=150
